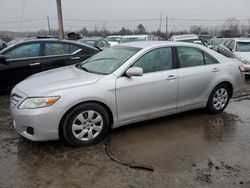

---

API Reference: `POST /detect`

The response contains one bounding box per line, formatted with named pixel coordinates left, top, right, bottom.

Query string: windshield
left=77, top=46, right=141, bottom=75
left=119, top=37, right=146, bottom=43
left=211, top=38, right=225, bottom=46
left=236, top=42, right=250, bottom=52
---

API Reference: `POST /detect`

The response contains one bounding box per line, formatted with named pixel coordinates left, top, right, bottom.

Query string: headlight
left=19, top=96, right=60, bottom=109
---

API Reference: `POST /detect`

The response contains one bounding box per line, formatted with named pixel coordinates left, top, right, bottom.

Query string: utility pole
left=159, top=13, right=162, bottom=32
left=166, top=16, right=168, bottom=40
left=47, top=15, right=51, bottom=35
left=56, top=0, right=64, bottom=39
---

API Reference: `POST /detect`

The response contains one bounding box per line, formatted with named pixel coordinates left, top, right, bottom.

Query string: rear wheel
left=62, top=103, right=110, bottom=146
left=207, top=84, right=230, bottom=114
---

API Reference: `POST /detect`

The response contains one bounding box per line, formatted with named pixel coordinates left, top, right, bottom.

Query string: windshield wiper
left=88, top=58, right=117, bottom=62
left=81, top=66, right=90, bottom=72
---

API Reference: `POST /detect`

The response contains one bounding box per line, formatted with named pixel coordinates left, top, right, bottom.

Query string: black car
left=78, top=38, right=110, bottom=50
left=0, top=39, right=99, bottom=91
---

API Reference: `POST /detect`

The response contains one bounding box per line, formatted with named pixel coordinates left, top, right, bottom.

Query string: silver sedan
left=10, top=41, right=245, bottom=146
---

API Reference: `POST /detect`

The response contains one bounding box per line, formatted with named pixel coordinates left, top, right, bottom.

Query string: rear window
left=236, top=42, right=250, bottom=52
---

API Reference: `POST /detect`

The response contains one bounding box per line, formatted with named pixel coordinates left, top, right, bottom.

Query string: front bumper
left=10, top=88, right=62, bottom=141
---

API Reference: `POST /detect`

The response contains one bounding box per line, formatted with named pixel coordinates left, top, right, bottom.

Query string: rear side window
left=228, top=40, right=235, bottom=50
left=224, top=40, right=232, bottom=48
left=5, top=43, right=40, bottom=59
left=70, top=44, right=81, bottom=53
left=204, top=53, right=219, bottom=65
left=133, top=47, right=172, bottom=73
left=177, top=47, right=204, bottom=68
left=45, top=42, right=70, bottom=56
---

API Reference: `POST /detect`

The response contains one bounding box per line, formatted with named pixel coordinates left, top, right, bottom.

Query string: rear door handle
left=212, top=68, right=220, bottom=72
left=29, top=62, right=40, bottom=66
left=167, top=75, right=177, bottom=80
left=70, top=57, right=80, bottom=60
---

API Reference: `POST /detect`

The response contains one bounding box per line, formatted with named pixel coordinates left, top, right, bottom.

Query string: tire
left=207, top=84, right=231, bottom=114
left=62, top=103, right=110, bottom=147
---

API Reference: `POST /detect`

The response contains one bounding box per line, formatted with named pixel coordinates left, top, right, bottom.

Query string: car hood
left=15, top=65, right=104, bottom=96
left=234, top=52, right=250, bottom=63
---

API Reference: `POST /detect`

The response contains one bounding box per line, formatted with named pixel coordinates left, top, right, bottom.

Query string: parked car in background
left=208, top=37, right=226, bottom=52
left=7, top=37, right=33, bottom=46
left=0, top=35, right=13, bottom=43
left=170, top=34, right=206, bottom=46
left=105, top=35, right=122, bottom=46
left=0, top=39, right=99, bottom=91
left=218, top=38, right=250, bottom=73
left=199, top=35, right=213, bottom=45
left=119, top=35, right=155, bottom=43
left=10, top=41, right=244, bottom=146
left=0, top=39, right=7, bottom=51
left=78, top=38, right=110, bottom=50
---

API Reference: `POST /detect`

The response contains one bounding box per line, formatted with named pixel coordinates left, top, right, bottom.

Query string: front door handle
left=167, top=75, right=177, bottom=80
left=212, top=68, right=220, bottom=72
left=29, top=62, right=40, bottom=66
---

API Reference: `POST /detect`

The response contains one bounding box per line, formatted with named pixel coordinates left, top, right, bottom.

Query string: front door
left=0, top=42, right=41, bottom=90
left=116, top=47, right=178, bottom=122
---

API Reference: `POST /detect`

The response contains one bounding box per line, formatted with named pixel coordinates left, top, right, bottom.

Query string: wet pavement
left=0, top=80, right=250, bottom=188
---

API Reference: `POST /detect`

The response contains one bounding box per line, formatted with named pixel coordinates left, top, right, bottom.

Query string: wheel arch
left=58, top=100, right=114, bottom=140
left=217, top=81, right=233, bottom=98
left=206, top=80, right=234, bottom=106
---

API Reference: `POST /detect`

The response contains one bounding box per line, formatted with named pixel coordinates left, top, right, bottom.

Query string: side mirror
left=125, top=67, right=143, bottom=77
left=0, top=55, right=8, bottom=65
left=229, top=48, right=234, bottom=52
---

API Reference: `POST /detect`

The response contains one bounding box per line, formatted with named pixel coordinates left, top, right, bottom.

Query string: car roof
left=117, top=41, right=203, bottom=49
left=234, top=38, right=250, bottom=42
left=1, top=38, right=99, bottom=53
left=121, top=35, right=151, bottom=38
left=171, top=34, right=199, bottom=40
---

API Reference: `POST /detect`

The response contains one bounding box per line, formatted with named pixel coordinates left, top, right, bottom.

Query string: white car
left=170, top=34, right=206, bottom=46
left=119, top=35, right=155, bottom=44
left=105, top=35, right=122, bottom=47
left=218, top=38, right=250, bottom=73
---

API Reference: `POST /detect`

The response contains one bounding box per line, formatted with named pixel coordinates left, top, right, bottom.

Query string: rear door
left=41, top=41, right=97, bottom=71
left=0, top=42, right=42, bottom=90
left=41, top=41, right=72, bottom=71
left=176, top=46, right=220, bottom=108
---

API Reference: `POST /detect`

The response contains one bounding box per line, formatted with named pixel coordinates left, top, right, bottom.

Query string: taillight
left=238, top=64, right=245, bottom=72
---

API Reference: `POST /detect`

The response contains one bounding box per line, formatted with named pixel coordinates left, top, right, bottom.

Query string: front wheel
left=207, top=84, right=230, bottom=114
left=62, top=103, right=110, bottom=146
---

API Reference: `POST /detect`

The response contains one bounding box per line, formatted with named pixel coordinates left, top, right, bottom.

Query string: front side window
left=78, top=46, right=141, bottom=75
left=177, top=47, right=204, bottom=68
left=5, top=43, right=40, bottom=59
left=132, top=47, right=172, bottom=73
left=45, top=42, right=69, bottom=56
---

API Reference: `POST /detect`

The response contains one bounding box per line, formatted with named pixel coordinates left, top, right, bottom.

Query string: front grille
left=10, top=92, right=23, bottom=108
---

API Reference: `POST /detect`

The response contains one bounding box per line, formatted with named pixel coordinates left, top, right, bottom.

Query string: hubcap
left=213, top=88, right=228, bottom=110
left=72, top=110, right=103, bottom=141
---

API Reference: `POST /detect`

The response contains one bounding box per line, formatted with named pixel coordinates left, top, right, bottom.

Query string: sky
left=0, top=0, right=249, bottom=32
